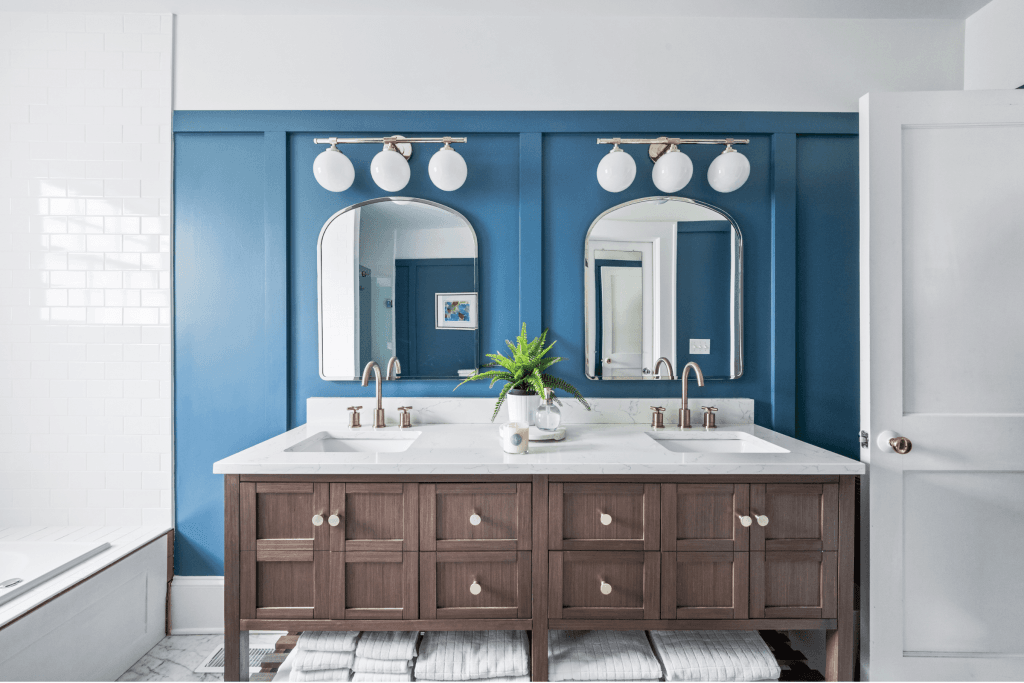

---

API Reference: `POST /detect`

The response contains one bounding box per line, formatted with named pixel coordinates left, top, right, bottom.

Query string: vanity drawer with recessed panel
left=549, top=482, right=660, bottom=550
left=549, top=550, right=660, bottom=620
left=420, top=551, right=531, bottom=619
left=661, top=483, right=750, bottom=551
left=328, top=483, right=419, bottom=552
left=420, top=483, right=532, bottom=551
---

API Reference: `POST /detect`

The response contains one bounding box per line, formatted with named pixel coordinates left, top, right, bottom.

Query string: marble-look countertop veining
left=213, top=398, right=864, bottom=476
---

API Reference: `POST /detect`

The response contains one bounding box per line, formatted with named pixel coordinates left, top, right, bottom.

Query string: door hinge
left=859, top=430, right=869, bottom=449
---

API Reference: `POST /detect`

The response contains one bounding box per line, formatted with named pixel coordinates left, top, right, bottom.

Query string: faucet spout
left=361, top=361, right=386, bottom=428
left=654, top=357, right=674, bottom=379
left=386, top=356, right=402, bottom=380
left=679, top=361, right=705, bottom=429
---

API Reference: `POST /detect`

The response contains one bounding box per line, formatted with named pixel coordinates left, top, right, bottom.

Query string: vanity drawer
left=420, top=551, right=531, bottom=619
left=330, top=551, right=418, bottom=620
left=661, top=552, right=748, bottom=620
left=549, top=550, right=660, bottom=620
left=750, top=483, right=838, bottom=551
left=420, top=483, right=532, bottom=551
left=750, top=551, right=837, bottom=619
left=550, top=482, right=660, bottom=551
left=662, top=483, right=750, bottom=551
left=329, top=483, right=419, bottom=552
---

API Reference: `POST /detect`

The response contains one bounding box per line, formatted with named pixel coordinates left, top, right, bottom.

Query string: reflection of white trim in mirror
left=319, top=207, right=361, bottom=380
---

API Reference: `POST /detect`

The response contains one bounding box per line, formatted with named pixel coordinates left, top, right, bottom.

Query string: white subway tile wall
left=0, top=13, right=173, bottom=527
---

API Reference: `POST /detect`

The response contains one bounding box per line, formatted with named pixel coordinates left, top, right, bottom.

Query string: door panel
left=420, top=551, right=531, bottom=620
left=549, top=550, right=659, bottom=620
left=420, top=483, right=531, bottom=551
left=750, top=483, right=837, bottom=551
left=662, top=483, right=749, bottom=551
left=550, top=482, right=659, bottom=551
left=329, top=483, right=418, bottom=552
left=750, top=550, right=836, bottom=619
left=330, top=551, right=417, bottom=620
left=661, top=552, right=748, bottom=620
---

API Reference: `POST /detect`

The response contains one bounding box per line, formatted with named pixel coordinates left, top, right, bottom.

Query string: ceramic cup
left=499, top=422, right=530, bottom=454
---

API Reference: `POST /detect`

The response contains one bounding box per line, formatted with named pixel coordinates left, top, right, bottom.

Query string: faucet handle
left=397, top=406, right=412, bottom=429
left=650, top=406, right=666, bottom=430
left=347, top=406, right=362, bottom=429
left=701, top=406, right=718, bottom=429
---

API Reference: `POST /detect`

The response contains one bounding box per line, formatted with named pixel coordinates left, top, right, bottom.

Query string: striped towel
left=355, top=631, right=419, bottom=662
left=351, top=671, right=412, bottom=682
left=648, top=630, right=781, bottom=682
left=290, top=668, right=352, bottom=682
left=352, top=657, right=414, bottom=674
left=414, top=630, right=530, bottom=681
left=548, top=630, right=661, bottom=681
left=292, top=650, right=356, bottom=673
left=297, top=632, right=362, bottom=653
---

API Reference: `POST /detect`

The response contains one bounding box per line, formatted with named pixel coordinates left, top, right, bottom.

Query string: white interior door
left=600, top=264, right=643, bottom=376
left=860, top=89, right=1024, bottom=680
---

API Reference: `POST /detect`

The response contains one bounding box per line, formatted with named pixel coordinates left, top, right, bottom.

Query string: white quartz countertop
left=212, top=421, right=864, bottom=476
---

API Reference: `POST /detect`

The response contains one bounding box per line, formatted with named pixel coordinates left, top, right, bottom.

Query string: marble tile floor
left=118, top=632, right=283, bottom=682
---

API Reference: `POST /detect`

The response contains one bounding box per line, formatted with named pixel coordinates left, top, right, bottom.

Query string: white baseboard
left=170, top=575, right=224, bottom=634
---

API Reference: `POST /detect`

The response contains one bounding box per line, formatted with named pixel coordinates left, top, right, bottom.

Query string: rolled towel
left=548, top=630, right=661, bottom=682
left=290, top=668, right=352, bottom=682
left=297, top=631, right=362, bottom=653
left=355, top=631, right=419, bottom=663
left=415, top=630, right=530, bottom=681
left=351, top=671, right=412, bottom=682
left=352, top=657, right=414, bottom=674
left=292, top=650, right=356, bottom=673
left=417, top=678, right=530, bottom=682
left=649, top=630, right=781, bottom=682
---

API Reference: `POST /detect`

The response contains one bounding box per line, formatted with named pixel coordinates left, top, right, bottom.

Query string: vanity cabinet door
left=420, top=483, right=532, bottom=551
left=329, top=483, right=419, bottom=552
left=661, top=552, right=749, bottom=620
left=330, top=551, right=418, bottom=620
left=550, top=483, right=660, bottom=551
left=549, top=550, right=660, bottom=620
left=662, top=483, right=750, bottom=552
left=749, top=483, right=838, bottom=551
left=420, top=551, right=532, bottom=620
left=239, top=482, right=331, bottom=620
left=750, top=550, right=837, bottom=619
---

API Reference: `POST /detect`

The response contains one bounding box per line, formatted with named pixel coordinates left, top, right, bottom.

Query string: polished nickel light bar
left=597, top=137, right=750, bottom=145
left=313, top=135, right=468, bottom=145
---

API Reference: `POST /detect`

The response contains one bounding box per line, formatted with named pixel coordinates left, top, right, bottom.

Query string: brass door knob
left=328, top=514, right=340, bottom=527
left=600, top=581, right=613, bottom=595
left=312, top=514, right=324, bottom=527
left=600, top=513, right=612, bottom=526
left=739, top=515, right=752, bottom=527
left=470, top=580, right=482, bottom=595
left=755, top=515, right=769, bottom=527
left=889, top=436, right=912, bottom=454
left=469, top=513, right=482, bottom=526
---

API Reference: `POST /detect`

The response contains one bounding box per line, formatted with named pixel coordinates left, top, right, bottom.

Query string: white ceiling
left=0, top=0, right=993, bottom=19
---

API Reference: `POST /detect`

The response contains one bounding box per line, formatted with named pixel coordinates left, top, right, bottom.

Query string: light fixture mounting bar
left=313, top=136, right=468, bottom=145
left=596, top=137, right=750, bottom=146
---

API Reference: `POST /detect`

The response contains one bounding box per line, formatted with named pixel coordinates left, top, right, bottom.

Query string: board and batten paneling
left=173, top=112, right=859, bottom=576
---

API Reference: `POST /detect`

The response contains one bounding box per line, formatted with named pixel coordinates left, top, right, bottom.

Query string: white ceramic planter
left=506, top=390, right=540, bottom=426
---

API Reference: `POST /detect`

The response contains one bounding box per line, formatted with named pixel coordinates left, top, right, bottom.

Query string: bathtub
left=0, top=540, right=111, bottom=607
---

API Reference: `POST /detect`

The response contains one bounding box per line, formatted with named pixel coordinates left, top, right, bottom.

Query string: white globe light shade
left=313, top=147, right=355, bottom=192
left=651, top=148, right=693, bottom=193
left=707, top=148, right=751, bottom=193
left=370, top=148, right=411, bottom=192
left=428, top=146, right=468, bottom=191
left=596, top=148, right=637, bottom=192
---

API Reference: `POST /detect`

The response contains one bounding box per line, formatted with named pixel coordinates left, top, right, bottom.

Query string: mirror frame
left=317, top=196, right=479, bottom=381
left=583, top=196, right=743, bottom=381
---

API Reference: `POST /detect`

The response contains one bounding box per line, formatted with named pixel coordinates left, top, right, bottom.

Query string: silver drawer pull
left=469, top=513, right=482, bottom=526
left=470, top=580, right=482, bottom=595
left=328, top=514, right=340, bottom=527
left=755, top=515, right=769, bottom=527
left=600, top=581, right=613, bottom=595
left=312, top=514, right=324, bottom=527
left=738, top=515, right=752, bottom=527
left=600, top=513, right=612, bottom=526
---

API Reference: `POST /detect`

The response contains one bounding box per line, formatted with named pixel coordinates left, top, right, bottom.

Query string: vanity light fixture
left=596, top=137, right=750, bottom=193
left=312, top=135, right=468, bottom=193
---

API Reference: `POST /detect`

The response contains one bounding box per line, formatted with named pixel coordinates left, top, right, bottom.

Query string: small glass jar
left=534, top=388, right=561, bottom=431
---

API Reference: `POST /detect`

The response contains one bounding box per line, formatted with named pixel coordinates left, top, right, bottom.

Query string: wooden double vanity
left=217, top=405, right=861, bottom=682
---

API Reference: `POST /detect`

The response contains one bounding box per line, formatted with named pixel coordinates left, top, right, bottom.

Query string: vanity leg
left=225, top=475, right=247, bottom=681
left=532, top=475, right=549, bottom=681
left=826, top=475, right=856, bottom=681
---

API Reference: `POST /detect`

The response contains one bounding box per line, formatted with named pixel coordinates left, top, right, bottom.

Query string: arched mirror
left=584, top=196, right=742, bottom=380
left=318, top=197, right=479, bottom=380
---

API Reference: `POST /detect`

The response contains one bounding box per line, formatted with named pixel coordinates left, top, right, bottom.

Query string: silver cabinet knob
left=755, top=515, right=769, bottom=527
left=600, top=581, right=613, bottom=595
left=328, top=514, right=340, bottom=527
left=312, top=514, right=324, bottom=527
left=469, top=513, right=482, bottom=526
left=470, top=580, right=482, bottom=595
left=600, top=513, right=612, bottom=526
left=739, top=515, right=752, bottom=527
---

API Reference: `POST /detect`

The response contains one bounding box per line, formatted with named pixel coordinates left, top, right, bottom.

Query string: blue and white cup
left=499, top=422, right=530, bottom=454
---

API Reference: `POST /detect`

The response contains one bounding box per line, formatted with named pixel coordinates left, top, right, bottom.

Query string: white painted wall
left=964, top=0, right=1024, bottom=90
left=174, top=15, right=965, bottom=112
left=0, top=12, right=173, bottom=526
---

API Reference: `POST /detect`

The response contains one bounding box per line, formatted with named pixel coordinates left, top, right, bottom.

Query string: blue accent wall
left=173, top=111, right=859, bottom=576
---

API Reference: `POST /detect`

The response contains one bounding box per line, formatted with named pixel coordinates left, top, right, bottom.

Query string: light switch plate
left=689, top=339, right=711, bottom=354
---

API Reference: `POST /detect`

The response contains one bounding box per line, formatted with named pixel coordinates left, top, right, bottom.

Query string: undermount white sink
left=286, top=430, right=422, bottom=453
left=646, top=430, right=790, bottom=454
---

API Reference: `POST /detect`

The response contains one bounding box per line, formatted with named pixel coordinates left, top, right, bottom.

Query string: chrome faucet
left=386, top=356, right=401, bottom=380
left=678, top=361, right=705, bottom=429
left=654, top=357, right=674, bottom=379
left=361, top=361, right=386, bottom=428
